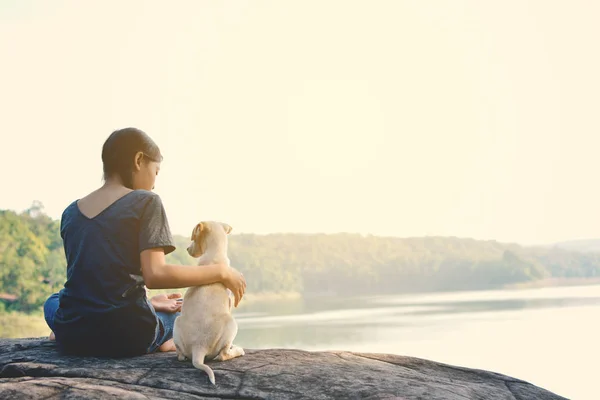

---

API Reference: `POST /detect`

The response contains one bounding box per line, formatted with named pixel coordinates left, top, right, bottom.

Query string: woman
left=43, top=127, right=246, bottom=357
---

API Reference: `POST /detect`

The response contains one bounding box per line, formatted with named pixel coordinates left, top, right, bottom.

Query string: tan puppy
left=172, top=221, right=245, bottom=385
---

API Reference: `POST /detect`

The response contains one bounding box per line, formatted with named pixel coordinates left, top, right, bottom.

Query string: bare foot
left=158, top=338, right=176, bottom=352
left=151, top=293, right=183, bottom=313
left=48, top=332, right=55, bottom=341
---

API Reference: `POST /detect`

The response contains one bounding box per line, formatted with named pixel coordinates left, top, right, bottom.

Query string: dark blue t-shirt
left=52, top=190, right=176, bottom=357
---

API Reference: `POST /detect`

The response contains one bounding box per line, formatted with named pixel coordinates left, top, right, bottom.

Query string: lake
left=234, top=284, right=600, bottom=400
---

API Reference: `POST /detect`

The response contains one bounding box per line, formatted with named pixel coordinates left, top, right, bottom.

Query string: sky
left=1, top=0, right=599, bottom=245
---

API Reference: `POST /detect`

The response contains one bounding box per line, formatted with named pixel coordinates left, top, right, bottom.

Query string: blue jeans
left=44, top=293, right=179, bottom=354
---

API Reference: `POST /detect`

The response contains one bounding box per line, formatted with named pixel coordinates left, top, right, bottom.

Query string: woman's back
left=53, top=189, right=175, bottom=356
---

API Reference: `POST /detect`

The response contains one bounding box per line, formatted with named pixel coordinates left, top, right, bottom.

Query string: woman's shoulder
left=110, top=190, right=169, bottom=220
left=128, top=190, right=165, bottom=207
left=60, top=199, right=79, bottom=219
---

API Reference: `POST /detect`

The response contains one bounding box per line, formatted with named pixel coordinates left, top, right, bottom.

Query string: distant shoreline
left=237, top=291, right=302, bottom=304
left=502, top=277, right=600, bottom=290
left=238, top=278, right=600, bottom=303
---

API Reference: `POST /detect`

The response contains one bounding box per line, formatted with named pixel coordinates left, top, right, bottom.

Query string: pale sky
left=1, top=1, right=599, bottom=245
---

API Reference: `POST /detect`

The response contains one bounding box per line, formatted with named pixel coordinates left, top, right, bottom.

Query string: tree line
left=2, top=204, right=600, bottom=312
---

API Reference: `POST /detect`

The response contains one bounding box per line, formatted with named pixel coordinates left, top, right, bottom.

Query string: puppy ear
left=191, top=222, right=204, bottom=241
left=222, top=223, right=232, bottom=235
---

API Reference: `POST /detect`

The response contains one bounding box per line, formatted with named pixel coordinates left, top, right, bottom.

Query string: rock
left=0, top=338, right=567, bottom=400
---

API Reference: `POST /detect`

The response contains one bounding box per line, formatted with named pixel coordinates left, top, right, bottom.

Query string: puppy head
left=186, top=221, right=233, bottom=257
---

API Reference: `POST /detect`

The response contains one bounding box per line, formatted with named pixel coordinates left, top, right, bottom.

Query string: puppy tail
left=192, top=348, right=216, bottom=385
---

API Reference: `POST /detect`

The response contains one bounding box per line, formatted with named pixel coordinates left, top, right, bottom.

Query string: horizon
left=2, top=200, right=596, bottom=248
left=2, top=1, right=600, bottom=246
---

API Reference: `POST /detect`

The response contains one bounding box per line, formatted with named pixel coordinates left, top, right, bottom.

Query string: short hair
left=101, top=127, right=162, bottom=189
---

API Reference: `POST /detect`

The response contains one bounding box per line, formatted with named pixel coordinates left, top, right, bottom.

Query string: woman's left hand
left=151, top=293, right=183, bottom=313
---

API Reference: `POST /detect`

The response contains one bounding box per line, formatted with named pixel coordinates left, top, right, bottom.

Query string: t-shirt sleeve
left=139, top=194, right=176, bottom=255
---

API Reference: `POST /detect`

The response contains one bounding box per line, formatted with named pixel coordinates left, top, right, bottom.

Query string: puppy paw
left=231, top=345, right=245, bottom=357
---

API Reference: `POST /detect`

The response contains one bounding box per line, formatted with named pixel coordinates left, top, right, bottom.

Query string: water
left=234, top=284, right=600, bottom=400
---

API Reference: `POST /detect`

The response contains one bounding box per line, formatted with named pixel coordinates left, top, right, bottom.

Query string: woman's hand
left=221, top=266, right=246, bottom=307
left=151, top=293, right=183, bottom=313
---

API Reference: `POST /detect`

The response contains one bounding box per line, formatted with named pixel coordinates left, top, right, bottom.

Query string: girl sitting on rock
left=43, top=127, right=246, bottom=357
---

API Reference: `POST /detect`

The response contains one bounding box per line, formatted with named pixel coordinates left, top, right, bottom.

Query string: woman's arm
left=140, top=248, right=247, bottom=306
left=140, top=248, right=225, bottom=288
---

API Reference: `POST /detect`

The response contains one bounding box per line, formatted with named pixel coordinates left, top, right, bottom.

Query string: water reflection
left=232, top=285, right=600, bottom=400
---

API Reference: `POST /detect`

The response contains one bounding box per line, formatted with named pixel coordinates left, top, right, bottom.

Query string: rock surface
left=0, top=338, right=567, bottom=399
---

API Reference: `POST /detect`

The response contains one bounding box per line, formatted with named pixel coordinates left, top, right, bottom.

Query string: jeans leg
left=147, top=311, right=181, bottom=352
left=43, top=293, right=60, bottom=332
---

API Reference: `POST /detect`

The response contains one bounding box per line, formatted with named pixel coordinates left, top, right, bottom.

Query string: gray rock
left=0, top=338, right=568, bottom=399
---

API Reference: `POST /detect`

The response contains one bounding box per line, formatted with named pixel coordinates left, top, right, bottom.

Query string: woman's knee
left=43, top=293, right=60, bottom=330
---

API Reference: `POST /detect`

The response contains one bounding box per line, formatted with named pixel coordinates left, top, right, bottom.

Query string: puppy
left=172, top=221, right=244, bottom=385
